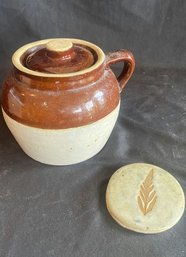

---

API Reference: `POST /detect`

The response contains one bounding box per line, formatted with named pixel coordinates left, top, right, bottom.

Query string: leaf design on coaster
left=138, top=169, right=157, bottom=215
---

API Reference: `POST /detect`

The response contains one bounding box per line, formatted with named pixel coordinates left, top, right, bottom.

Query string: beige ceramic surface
left=106, top=163, right=185, bottom=234
left=46, top=39, right=73, bottom=52
left=2, top=103, right=120, bottom=165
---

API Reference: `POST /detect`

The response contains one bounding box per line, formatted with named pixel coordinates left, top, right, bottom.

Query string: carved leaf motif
left=138, top=169, right=157, bottom=215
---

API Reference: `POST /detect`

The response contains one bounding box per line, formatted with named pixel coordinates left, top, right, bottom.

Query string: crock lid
left=106, top=163, right=185, bottom=234
left=12, top=38, right=105, bottom=77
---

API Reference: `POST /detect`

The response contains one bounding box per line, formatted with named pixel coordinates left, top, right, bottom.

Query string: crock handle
left=106, top=50, right=135, bottom=93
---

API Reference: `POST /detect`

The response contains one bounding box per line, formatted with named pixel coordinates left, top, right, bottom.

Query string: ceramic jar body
left=2, top=39, right=135, bottom=165
left=2, top=67, right=120, bottom=165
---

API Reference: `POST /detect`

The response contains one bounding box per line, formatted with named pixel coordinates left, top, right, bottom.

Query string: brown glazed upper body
left=2, top=39, right=135, bottom=129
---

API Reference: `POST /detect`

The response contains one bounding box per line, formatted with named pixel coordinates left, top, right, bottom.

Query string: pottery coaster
left=106, top=163, right=185, bottom=234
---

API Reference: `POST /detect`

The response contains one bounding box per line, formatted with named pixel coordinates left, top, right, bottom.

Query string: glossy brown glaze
left=106, top=50, right=135, bottom=92
left=25, top=44, right=95, bottom=74
left=2, top=67, right=118, bottom=129
left=2, top=40, right=135, bottom=129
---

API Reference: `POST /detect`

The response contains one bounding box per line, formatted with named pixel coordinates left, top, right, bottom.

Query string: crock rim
left=12, top=38, right=105, bottom=78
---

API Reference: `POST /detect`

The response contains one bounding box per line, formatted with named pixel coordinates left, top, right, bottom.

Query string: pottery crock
left=1, top=38, right=135, bottom=165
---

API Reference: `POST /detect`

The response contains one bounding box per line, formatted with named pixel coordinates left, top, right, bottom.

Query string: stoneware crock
left=2, top=38, right=135, bottom=165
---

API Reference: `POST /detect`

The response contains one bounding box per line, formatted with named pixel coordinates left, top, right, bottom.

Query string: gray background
left=0, top=1, right=186, bottom=256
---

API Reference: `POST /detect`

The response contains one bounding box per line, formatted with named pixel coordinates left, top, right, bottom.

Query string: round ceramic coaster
left=106, top=163, right=185, bottom=234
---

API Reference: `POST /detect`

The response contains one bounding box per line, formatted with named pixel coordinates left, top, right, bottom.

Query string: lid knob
left=46, top=39, right=73, bottom=53
left=46, top=39, right=74, bottom=59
